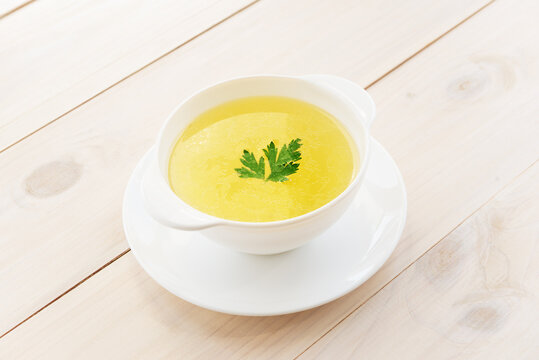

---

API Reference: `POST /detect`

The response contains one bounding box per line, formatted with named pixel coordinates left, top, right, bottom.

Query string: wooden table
left=1, top=0, right=538, bottom=358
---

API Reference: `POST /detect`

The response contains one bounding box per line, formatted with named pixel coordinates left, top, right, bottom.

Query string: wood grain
left=300, top=162, right=539, bottom=359
left=0, top=0, right=490, bottom=335
left=0, top=0, right=254, bottom=151
left=3, top=0, right=538, bottom=357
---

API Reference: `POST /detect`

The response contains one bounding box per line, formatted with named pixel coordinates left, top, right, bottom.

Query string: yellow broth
left=169, top=96, right=357, bottom=222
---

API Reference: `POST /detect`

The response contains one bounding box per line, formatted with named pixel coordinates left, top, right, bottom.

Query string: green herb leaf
left=276, top=138, right=302, bottom=165
left=234, top=150, right=265, bottom=179
left=236, top=138, right=302, bottom=182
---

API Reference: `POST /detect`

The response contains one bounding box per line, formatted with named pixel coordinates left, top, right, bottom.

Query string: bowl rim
left=155, top=74, right=373, bottom=228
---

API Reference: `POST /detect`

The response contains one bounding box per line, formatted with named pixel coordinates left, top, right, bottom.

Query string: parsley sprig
left=235, top=138, right=302, bottom=182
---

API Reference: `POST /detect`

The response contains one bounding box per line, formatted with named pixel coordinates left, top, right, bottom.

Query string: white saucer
left=123, top=139, right=407, bottom=316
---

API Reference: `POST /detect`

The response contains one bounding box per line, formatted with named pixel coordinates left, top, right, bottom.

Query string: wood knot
left=24, top=160, right=82, bottom=198
left=459, top=306, right=502, bottom=331
left=447, top=56, right=516, bottom=101
left=447, top=71, right=489, bottom=101
left=420, top=238, right=464, bottom=284
left=406, top=92, right=416, bottom=98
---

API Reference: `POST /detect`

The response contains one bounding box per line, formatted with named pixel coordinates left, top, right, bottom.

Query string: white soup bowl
left=141, top=74, right=375, bottom=255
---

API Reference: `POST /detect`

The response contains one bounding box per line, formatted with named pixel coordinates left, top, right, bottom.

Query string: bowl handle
left=141, top=149, right=223, bottom=231
left=303, top=74, right=376, bottom=129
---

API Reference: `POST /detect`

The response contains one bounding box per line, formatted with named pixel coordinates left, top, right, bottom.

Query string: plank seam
left=365, top=0, right=495, bottom=89
left=292, top=157, right=539, bottom=359
left=0, top=0, right=36, bottom=20
left=0, top=0, right=261, bottom=155
left=0, top=249, right=131, bottom=339
left=0, top=0, right=504, bottom=344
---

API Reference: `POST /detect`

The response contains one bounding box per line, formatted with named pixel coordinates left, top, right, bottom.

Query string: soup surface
left=169, top=96, right=357, bottom=222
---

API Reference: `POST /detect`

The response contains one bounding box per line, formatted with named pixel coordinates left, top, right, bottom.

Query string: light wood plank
left=0, top=0, right=490, bottom=335
left=0, top=0, right=33, bottom=19
left=2, top=0, right=538, bottom=357
left=300, top=162, right=539, bottom=359
left=0, top=0, right=254, bottom=151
